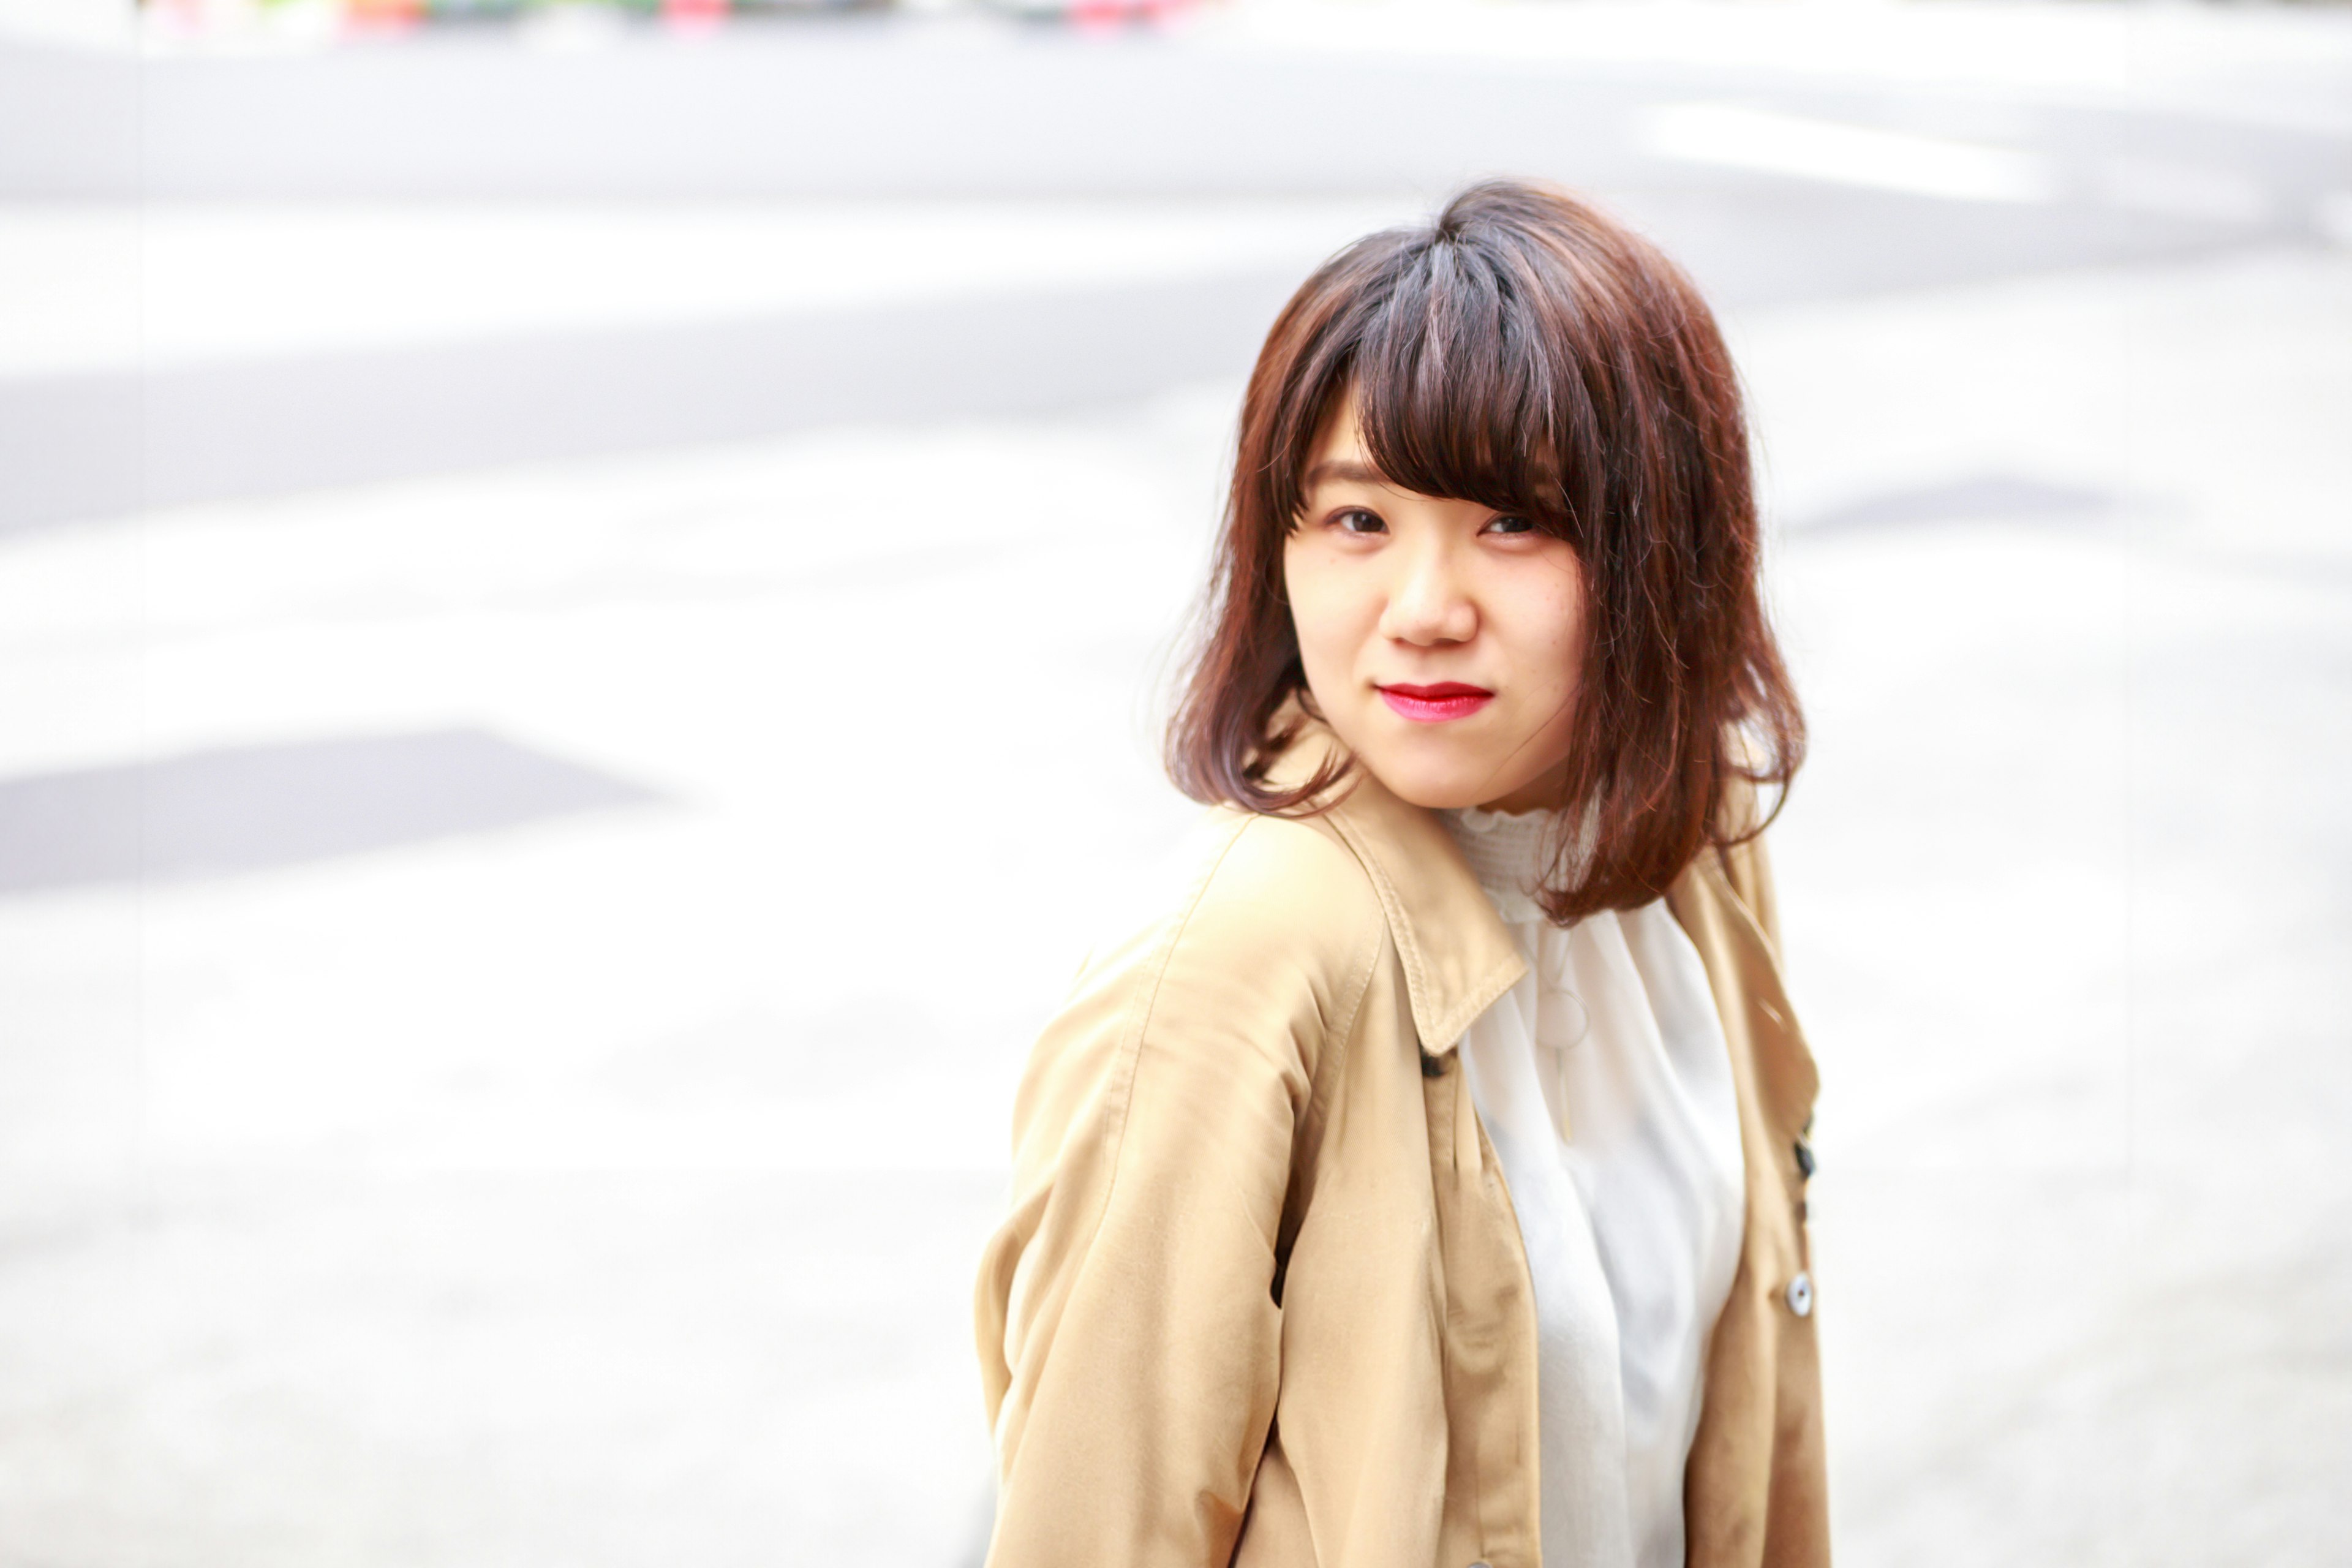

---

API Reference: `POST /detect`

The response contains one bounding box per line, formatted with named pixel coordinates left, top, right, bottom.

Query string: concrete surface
left=0, top=3, right=2347, bottom=1564
left=7, top=2, right=2348, bottom=530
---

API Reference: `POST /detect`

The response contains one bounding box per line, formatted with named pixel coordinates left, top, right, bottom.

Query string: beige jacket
left=975, top=722, right=1827, bottom=1567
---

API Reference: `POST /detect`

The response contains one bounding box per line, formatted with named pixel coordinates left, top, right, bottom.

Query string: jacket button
left=1785, top=1270, right=1814, bottom=1317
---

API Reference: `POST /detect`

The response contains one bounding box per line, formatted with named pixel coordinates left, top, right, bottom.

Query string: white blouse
left=1438, top=807, right=1747, bottom=1568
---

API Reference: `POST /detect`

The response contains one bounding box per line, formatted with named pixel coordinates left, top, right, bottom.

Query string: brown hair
left=1166, top=179, right=1804, bottom=923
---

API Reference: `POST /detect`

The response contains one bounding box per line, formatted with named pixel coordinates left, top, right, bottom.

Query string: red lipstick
left=1378, top=682, right=1494, bottom=723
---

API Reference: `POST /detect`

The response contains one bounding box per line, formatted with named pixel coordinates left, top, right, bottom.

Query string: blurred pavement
left=0, top=3, right=2348, bottom=1564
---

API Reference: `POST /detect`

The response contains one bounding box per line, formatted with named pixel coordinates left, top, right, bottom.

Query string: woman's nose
left=1379, top=543, right=1477, bottom=646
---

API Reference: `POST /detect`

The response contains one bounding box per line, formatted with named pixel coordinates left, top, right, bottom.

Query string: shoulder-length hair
left=1166, top=179, right=1804, bottom=924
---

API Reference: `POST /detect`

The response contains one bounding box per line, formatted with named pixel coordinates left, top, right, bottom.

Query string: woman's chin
left=1356, top=753, right=1508, bottom=813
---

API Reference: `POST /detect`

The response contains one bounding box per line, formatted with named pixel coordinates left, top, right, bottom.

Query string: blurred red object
left=345, top=0, right=426, bottom=32
left=662, top=0, right=728, bottom=31
left=1024, top=0, right=1204, bottom=30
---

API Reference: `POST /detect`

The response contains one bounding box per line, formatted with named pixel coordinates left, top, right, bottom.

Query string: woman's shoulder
left=1200, top=804, right=1390, bottom=946
left=1076, top=804, right=1393, bottom=1005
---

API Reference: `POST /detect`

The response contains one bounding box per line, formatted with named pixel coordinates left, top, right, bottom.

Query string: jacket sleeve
left=973, top=814, right=1387, bottom=1566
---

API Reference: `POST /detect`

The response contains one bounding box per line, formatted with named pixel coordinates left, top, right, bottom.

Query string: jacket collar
left=1263, top=716, right=1528, bottom=1055
left=1256, top=710, right=1820, bottom=1175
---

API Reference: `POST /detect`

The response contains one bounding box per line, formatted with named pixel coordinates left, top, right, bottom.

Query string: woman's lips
left=1378, top=682, right=1494, bottom=723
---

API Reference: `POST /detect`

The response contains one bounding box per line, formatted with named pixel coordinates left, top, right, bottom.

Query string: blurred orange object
left=345, top=0, right=425, bottom=31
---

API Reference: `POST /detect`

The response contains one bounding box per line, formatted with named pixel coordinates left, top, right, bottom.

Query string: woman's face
left=1283, top=398, right=1586, bottom=815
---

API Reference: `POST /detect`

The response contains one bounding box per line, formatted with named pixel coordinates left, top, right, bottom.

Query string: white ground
left=1, top=228, right=2346, bottom=1564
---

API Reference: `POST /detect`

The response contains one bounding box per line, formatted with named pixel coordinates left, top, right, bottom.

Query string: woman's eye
left=1335, top=508, right=1387, bottom=536
left=1485, top=514, right=1536, bottom=536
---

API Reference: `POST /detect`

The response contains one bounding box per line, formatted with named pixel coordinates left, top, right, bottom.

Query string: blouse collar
left=1436, top=805, right=1563, bottom=924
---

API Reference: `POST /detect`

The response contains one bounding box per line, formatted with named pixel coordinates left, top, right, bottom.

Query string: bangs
left=1289, top=226, right=1581, bottom=537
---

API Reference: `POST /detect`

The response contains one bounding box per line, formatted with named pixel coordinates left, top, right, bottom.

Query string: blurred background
left=2, top=0, right=2348, bottom=1561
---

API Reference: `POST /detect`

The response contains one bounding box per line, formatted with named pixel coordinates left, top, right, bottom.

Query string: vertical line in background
left=2114, top=173, right=2146, bottom=1457
left=2109, top=2, right=2146, bottom=1196
left=132, top=9, right=156, bottom=1226
left=2115, top=17, right=2149, bottom=1548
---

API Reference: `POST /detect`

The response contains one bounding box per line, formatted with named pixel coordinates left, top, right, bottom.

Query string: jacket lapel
left=1261, top=719, right=1528, bottom=1055
left=1257, top=711, right=1817, bottom=1137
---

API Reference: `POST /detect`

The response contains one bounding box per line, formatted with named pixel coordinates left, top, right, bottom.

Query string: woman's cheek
left=1284, top=557, right=1350, bottom=687
left=1509, top=568, right=1586, bottom=708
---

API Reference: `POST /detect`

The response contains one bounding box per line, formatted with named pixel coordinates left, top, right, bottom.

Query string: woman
left=974, top=180, right=1824, bottom=1568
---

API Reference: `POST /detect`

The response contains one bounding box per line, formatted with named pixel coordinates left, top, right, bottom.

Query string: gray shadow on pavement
left=1795, top=472, right=2124, bottom=536
left=0, top=270, right=1305, bottom=537
left=0, top=728, right=658, bottom=895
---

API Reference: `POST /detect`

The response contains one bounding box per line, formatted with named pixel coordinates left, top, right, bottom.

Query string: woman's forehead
left=1300, top=418, right=1423, bottom=500
left=1302, top=396, right=1415, bottom=488
left=1301, top=402, right=1386, bottom=489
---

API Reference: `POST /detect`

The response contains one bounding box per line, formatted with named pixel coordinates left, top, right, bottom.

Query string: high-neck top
left=1442, top=804, right=1567, bottom=921
left=1437, top=805, right=1747, bottom=1568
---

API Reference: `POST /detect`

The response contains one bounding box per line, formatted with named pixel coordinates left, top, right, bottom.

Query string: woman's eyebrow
left=1302, top=459, right=1390, bottom=488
